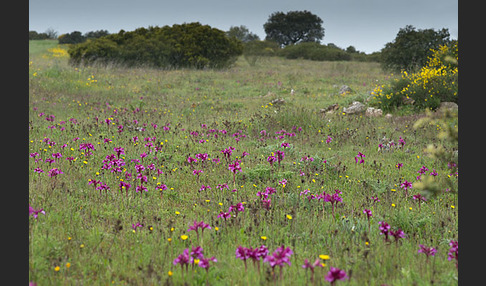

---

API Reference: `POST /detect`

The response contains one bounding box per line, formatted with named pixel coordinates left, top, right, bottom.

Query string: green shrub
left=67, top=23, right=243, bottom=69
left=242, top=40, right=280, bottom=66
left=380, top=25, right=451, bottom=73
left=370, top=42, right=458, bottom=112
left=58, top=31, right=86, bottom=44
left=279, top=42, right=351, bottom=61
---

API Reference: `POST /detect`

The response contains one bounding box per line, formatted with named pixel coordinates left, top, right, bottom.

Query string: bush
left=370, top=42, right=458, bottom=112
left=380, top=25, right=451, bottom=73
left=242, top=40, right=280, bottom=66
left=29, top=31, right=50, bottom=40
left=68, top=23, right=243, bottom=69
left=58, top=31, right=86, bottom=44
left=279, top=42, right=351, bottom=61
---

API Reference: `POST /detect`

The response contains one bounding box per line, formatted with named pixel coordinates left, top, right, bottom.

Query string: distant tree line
left=29, top=29, right=110, bottom=43
left=29, top=28, right=58, bottom=40
left=58, top=30, right=110, bottom=44
left=30, top=10, right=454, bottom=71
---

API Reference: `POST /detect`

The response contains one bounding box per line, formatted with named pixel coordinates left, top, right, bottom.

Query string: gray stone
left=339, top=85, right=353, bottom=95
left=365, top=107, right=383, bottom=117
left=270, top=98, right=285, bottom=105
left=438, top=102, right=458, bottom=112
left=343, top=101, right=365, bottom=114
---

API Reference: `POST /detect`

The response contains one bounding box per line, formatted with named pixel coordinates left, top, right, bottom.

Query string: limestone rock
left=343, top=101, right=365, bottom=114
left=365, top=107, right=383, bottom=117
left=339, top=85, right=353, bottom=95
left=270, top=98, right=285, bottom=105
left=438, top=102, right=458, bottom=112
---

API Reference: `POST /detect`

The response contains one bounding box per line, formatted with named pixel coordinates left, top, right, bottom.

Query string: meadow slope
left=29, top=41, right=458, bottom=285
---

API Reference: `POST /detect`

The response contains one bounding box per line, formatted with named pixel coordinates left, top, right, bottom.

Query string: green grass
left=29, top=40, right=458, bottom=285
left=29, top=39, right=60, bottom=56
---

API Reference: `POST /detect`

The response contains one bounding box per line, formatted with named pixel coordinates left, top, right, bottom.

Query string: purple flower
left=134, top=164, right=145, bottom=174
left=199, top=185, right=211, bottom=192
left=355, top=152, right=365, bottom=164
left=236, top=246, right=250, bottom=268
left=302, top=258, right=322, bottom=270
left=173, top=248, right=191, bottom=268
left=448, top=240, right=458, bottom=268
left=302, top=258, right=323, bottom=282
left=52, top=152, right=62, bottom=159
left=190, top=246, right=205, bottom=260
left=390, top=228, right=405, bottom=243
left=30, top=152, right=39, bottom=158
left=318, top=189, right=343, bottom=215
left=29, top=205, right=45, bottom=218
left=300, top=189, right=310, bottom=196
left=400, top=180, right=413, bottom=191
left=33, top=167, right=44, bottom=174
left=398, top=136, right=406, bottom=147
left=135, top=185, right=148, bottom=193
left=228, top=160, right=242, bottom=173
left=248, top=245, right=268, bottom=261
left=195, top=153, right=208, bottom=162
left=363, top=209, right=372, bottom=219
left=216, top=183, right=229, bottom=190
left=413, top=193, right=427, bottom=202
left=326, top=136, right=333, bottom=144
left=221, top=146, right=235, bottom=161
left=229, top=202, right=245, bottom=215
left=198, top=256, right=217, bottom=270
left=418, top=166, right=429, bottom=175
left=187, top=220, right=211, bottom=240
left=264, top=245, right=293, bottom=268
left=131, top=222, right=143, bottom=231
left=378, top=221, right=391, bottom=242
left=267, top=155, right=277, bottom=166
left=396, top=162, right=403, bottom=170
left=47, top=168, right=63, bottom=177
left=265, top=187, right=276, bottom=195
left=156, top=184, right=167, bottom=192
left=275, top=150, right=285, bottom=164
left=418, top=244, right=437, bottom=259
left=217, top=211, right=231, bottom=220
left=325, top=267, right=348, bottom=284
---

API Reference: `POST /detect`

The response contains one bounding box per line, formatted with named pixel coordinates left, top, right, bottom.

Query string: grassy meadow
left=29, top=40, right=458, bottom=285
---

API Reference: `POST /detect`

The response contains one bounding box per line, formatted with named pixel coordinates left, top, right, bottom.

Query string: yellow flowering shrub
left=370, top=42, right=458, bottom=111
left=42, top=46, right=69, bottom=59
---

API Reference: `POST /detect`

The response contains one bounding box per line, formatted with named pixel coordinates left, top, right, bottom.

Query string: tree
left=58, top=31, right=86, bottom=44
left=381, top=25, right=451, bottom=72
left=263, top=10, right=324, bottom=47
left=29, top=31, right=49, bottom=40
left=45, top=28, right=58, bottom=39
left=84, top=30, right=110, bottom=39
left=226, top=26, right=260, bottom=42
left=346, top=46, right=357, bottom=53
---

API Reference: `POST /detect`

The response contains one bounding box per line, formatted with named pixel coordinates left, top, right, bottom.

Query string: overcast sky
left=29, top=0, right=457, bottom=54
